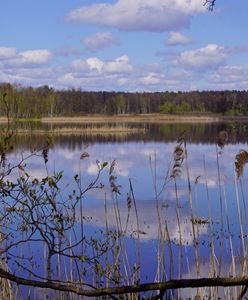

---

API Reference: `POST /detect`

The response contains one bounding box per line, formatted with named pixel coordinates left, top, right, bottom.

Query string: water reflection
left=2, top=121, right=248, bottom=299
left=4, top=121, right=248, bottom=153
left=82, top=199, right=209, bottom=245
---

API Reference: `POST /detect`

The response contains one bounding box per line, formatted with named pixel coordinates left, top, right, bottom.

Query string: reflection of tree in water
left=158, top=122, right=248, bottom=144
left=7, top=122, right=248, bottom=151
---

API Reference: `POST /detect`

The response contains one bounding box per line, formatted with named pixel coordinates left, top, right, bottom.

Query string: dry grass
left=0, top=117, right=9, bottom=123
left=13, top=125, right=145, bottom=136
left=0, top=114, right=247, bottom=124
left=41, top=114, right=221, bottom=124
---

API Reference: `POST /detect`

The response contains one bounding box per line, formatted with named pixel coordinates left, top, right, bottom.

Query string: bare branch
left=0, top=268, right=248, bottom=297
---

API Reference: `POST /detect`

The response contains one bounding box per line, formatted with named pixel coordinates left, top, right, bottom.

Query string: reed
left=10, top=125, right=146, bottom=137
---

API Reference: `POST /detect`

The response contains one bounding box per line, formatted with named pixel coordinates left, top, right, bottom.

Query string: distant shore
left=14, top=126, right=146, bottom=136
left=0, top=113, right=247, bottom=125
left=37, top=114, right=248, bottom=123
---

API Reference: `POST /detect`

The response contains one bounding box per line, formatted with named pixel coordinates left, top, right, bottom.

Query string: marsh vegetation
left=1, top=95, right=248, bottom=299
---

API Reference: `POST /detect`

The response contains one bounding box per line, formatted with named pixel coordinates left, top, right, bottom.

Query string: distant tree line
left=0, top=83, right=248, bottom=118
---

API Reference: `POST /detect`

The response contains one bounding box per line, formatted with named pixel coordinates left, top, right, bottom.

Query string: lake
left=2, top=121, right=248, bottom=299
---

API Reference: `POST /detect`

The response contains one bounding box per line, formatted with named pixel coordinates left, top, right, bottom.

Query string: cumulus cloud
left=166, top=31, right=193, bottom=46
left=8, top=49, right=53, bottom=67
left=208, top=65, right=248, bottom=84
left=86, top=57, right=105, bottom=72
left=71, top=55, right=133, bottom=75
left=66, top=0, right=205, bottom=32
left=20, top=50, right=52, bottom=64
left=83, top=32, right=120, bottom=51
left=139, top=73, right=162, bottom=86
left=175, top=44, right=228, bottom=70
left=7, top=65, right=56, bottom=78
left=0, top=48, right=53, bottom=70
left=71, top=59, right=90, bottom=72
left=60, top=53, right=196, bottom=91
left=1, top=43, right=246, bottom=91
left=0, top=47, right=17, bottom=59
left=204, top=65, right=248, bottom=90
left=104, top=55, right=133, bottom=74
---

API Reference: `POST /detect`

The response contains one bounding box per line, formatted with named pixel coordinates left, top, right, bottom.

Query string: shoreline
left=0, top=114, right=247, bottom=124
left=13, top=126, right=146, bottom=136
left=40, top=114, right=248, bottom=124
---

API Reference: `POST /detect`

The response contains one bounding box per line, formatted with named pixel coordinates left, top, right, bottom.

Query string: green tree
left=175, top=101, right=191, bottom=114
left=160, top=101, right=174, bottom=114
left=115, top=93, right=126, bottom=114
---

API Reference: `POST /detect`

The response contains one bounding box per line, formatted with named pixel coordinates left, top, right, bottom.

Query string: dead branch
left=0, top=267, right=248, bottom=297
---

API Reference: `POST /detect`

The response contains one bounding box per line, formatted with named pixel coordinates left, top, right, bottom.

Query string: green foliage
left=160, top=101, right=174, bottom=114
left=160, top=101, right=192, bottom=114
left=225, top=108, right=241, bottom=116
left=175, top=101, right=191, bottom=114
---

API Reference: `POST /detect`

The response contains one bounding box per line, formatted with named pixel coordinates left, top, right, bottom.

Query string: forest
left=0, top=83, right=248, bottom=118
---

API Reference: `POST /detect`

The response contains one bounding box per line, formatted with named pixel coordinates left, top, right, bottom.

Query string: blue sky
left=0, top=0, right=248, bottom=91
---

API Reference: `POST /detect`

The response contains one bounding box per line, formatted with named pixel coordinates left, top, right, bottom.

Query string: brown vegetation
left=41, top=114, right=222, bottom=124
left=12, top=125, right=145, bottom=136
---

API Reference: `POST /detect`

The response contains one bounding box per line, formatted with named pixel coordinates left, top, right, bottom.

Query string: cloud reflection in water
left=81, top=199, right=208, bottom=245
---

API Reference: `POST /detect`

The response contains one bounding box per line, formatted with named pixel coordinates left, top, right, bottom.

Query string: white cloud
left=175, top=44, right=228, bottom=69
left=19, top=50, right=52, bottom=64
left=87, top=162, right=99, bottom=175
left=3, top=49, right=53, bottom=68
left=86, top=57, right=104, bottom=72
left=139, top=73, right=162, bottom=85
left=71, top=55, right=133, bottom=75
left=0, top=70, right=9, bottom=81
left=57, top=72, right=79, bottom=86
left=81, top=199, right=208, bottom=244
left=14, top=49, right=52, bottom=66
left=204, top=65, right=248, bottom=90
left=83, top=32, right=120, bottom=51
left=60, top=53, right=197, bottom=91
left=71, top=59, right=90, bottom=72
left=66, top=0, right=205, bottom=32
left=1, top=43, right=246, bottom=91
left=104, top=55, right=133, bottom=74
left=166, top=31, right=193, bottom=46
left=0, top=47, right=17, bottom=59
left=117, top=77, right=129, bottom=86
left=7, top=67, right=55, bottom=80
left=208, top=65, right=248, bottom=84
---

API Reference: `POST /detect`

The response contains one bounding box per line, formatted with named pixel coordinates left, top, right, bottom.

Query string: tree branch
left=0, top=267, right=248, bottom=297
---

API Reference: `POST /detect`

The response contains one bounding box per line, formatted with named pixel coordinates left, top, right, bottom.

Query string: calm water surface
left=5, top=121, right=248, bottom=299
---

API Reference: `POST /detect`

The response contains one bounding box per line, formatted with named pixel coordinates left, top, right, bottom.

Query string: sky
left=0, top=0, right=248, bottom=92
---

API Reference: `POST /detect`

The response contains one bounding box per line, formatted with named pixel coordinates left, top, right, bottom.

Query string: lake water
left=2, top=121, right=248, bottom=299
